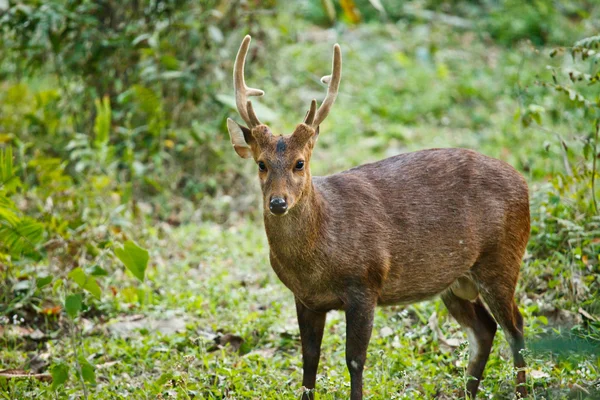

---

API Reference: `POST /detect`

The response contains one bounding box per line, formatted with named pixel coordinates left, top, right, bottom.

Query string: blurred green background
left=1, top=0, right=599, bottom=398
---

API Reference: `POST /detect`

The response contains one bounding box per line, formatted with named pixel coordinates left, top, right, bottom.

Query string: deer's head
left=227, top=35, right=342, bottom=216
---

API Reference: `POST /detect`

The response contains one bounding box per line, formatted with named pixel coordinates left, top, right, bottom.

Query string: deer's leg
left=479, top=292, right=527, bottom=398
left=296, top=298, right=327, bottom=400
left=475, top=258, right=527, bottom=398
left=442, top=291, right=497, bottom=398
left=345, top=300, right=375, bottom=400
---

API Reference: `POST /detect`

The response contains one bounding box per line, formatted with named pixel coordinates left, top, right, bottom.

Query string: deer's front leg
left=296, top=298, right=327, bottom=400
left=345, top=300, right=375, bottom=400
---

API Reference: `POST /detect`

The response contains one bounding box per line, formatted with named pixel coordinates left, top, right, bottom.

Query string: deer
left=226, top=35, right=530, bottom=399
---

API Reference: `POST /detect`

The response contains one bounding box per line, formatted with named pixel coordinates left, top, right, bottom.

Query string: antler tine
left=310, top=44, right=342, bottom=129
left=246, top=101, right=261, bottom=127
left=303, top=99, right=317, bottom=125
left=234, top=35, right=264, bottom=128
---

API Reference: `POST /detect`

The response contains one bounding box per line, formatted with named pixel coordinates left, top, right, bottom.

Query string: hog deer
left=226, top=35, right=530, bottom=399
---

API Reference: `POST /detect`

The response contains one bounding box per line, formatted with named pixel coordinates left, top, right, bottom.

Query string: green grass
left=2, top=7, right=600, bottom=400
left=4, top=221, right=598, bottom=399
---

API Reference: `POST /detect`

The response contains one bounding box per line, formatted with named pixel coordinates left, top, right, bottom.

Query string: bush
left=0, top=0, right=274, bottom=210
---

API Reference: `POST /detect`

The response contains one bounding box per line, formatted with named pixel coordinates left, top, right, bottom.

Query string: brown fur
left=229, top=121, right=530, bottom=399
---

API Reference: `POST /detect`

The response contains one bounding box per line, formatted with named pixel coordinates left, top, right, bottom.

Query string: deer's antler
left=234, top=35, right=264, bottom=128
left=304, top=44, right=342, bottom=128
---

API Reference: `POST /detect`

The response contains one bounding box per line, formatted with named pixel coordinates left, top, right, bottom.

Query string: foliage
left=303, top=0, right=597, bottom=46
left=0, top=0, right=264, bottom=209
left=542, top=35, right=600, bottom=213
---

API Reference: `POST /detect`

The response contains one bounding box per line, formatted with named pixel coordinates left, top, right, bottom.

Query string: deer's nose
left=269, top=197, right=288, bottom=215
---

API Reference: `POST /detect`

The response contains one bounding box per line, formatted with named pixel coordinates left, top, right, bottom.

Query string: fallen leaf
left=209, top=333, right=244, bottom=352
left=81, top=318, right=95, bottom=335
left=1, top=326, right=46, bottom=340
left=0, top=369, right=52, bottom=382
left=28, top=329, right=46, bottom=340
left=428, top=312, right=462, bottom=350
left=28, top=352, right=51, bottom=373
left=379, top=326, right=394, bottom=338
left=578, top=307, right=598, bottom=322
left=570, top=383, right=590, bottom=395
left=538, top=306, right=583, bottom=329
left=243, top=348, right=276, bottom=359
left=96, top=360, right=120, bottom=370
left=440, top=337, right=463, bottom=348
left=106, top=314, right=188, bottom=337
left=530, top=370, right=550, bottom=379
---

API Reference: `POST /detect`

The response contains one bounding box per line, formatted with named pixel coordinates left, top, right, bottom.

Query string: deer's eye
left=258, top=161, right=267, bottom=172
left=295, top=160, right=305, bottom=171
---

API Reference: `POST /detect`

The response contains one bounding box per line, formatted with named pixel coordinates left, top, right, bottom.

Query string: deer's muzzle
left=269, top=197, right=288, bottom=215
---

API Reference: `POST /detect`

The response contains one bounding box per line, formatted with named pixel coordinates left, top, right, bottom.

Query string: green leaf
left=89, top=264, right=108, bottom=276
left=79, top=358, right=96, bottom=384
left=156, top=372, right=174, bottom=386
left=65, top=293, right=82, bottom=318
left=93, top=96, right=111, bottom=148
left=36, top=276, right=53, bottom=289
left=0, top=217, right=44, bottom=256
left=0, top=146, right=21, bottom=192
left=0, top=198, right=20, bottom=226
left=52, top=278, right=63, bottom=294
left=68, top=267, right=101, bottom=299
left=114, top=240, right=149, bottom=282
left=50, top=363, right=69, bottom=390
left=583, top=142, right=591, bottom=160
left=131, top=85, right=161, bottom=115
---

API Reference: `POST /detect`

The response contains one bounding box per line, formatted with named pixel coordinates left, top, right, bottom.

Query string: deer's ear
left=227, top=118, right=253, bottom=159
left=292, top=123, right=319, bottom=148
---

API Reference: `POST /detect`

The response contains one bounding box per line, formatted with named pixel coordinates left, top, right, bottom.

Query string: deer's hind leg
left=474, top=272, right=527, bottom=397
left=471, top=249, right=527, bottom=398
left=441, top=288, right=497, bottom=398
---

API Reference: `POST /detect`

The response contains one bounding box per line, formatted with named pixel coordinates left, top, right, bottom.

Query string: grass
left=2, top=8, right=600, bottom=400
left=5, top=221, right=598, bottom=399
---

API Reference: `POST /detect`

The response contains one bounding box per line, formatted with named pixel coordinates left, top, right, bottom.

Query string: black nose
left=269, top=197, right=288, bottom=215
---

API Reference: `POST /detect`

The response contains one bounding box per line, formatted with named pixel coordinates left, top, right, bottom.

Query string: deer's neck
left=263, top=180, right=327, bottom=258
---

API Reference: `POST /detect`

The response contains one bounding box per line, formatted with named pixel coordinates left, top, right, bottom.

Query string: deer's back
left=310, top=148, right=530, bottom=306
